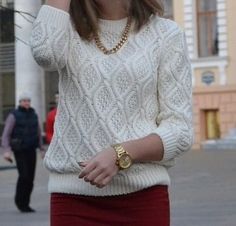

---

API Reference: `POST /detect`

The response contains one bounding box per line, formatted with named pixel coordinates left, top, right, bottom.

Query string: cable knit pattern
left=30, top=5, right=193, bottom=196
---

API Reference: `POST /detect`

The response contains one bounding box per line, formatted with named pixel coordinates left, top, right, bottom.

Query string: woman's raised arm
left=46, top=0, right=71, bottom=12
left=30, top=2, right=73, bottom=70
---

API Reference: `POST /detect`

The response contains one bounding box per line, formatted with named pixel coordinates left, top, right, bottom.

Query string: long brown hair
left=70, top=0, right=164, bottom=41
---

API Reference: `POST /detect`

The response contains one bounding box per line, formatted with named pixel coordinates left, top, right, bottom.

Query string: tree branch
left=0, top=5, right=36, bottom=19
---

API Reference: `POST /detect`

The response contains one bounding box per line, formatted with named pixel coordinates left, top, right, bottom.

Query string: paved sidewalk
left=0, top=152, right=49, bottom=226
left=0, top=149, right=236, bottom=226
left=169, top=149, right=236, bottom=226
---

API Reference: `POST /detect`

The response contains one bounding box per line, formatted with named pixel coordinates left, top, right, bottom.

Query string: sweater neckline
left=98, top=17, right=129, bottom=33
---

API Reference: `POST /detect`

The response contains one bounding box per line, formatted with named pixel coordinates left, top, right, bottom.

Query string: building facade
left=0, top=0, right=15, bottom=132
left=0, top=0, right=57, bottom=131
left=0, top=0, right=236, bottom=149
left=173, top=0, right=236, bottom=149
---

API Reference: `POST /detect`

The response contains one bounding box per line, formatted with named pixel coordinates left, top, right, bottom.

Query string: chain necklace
left=94, top=17, right=132, bottom=55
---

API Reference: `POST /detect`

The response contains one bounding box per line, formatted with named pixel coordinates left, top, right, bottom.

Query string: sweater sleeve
left=152, top=27, right=194, bottom=163
left=1, top=114, right=16, bottom=153
left=30, top=5, right=73, bottom=70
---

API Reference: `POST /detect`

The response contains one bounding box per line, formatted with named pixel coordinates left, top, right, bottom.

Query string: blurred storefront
left=0, top=0, right=236, bottom=149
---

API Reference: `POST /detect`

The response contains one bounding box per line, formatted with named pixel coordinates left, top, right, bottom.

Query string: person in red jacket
left=46, top=93, right=59, bottom=144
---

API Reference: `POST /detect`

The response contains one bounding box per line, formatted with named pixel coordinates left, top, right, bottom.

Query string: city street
left=1, top=1, right=236, bottom=226
left=0, top=149, right=236, bottom=226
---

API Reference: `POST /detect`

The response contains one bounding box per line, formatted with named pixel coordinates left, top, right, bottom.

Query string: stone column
left=14, top=0, right=45, bottom=124
left=0, top=75, right=2, bottom=124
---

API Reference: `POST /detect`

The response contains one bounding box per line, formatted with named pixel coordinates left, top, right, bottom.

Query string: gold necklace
left=94, top=17, right=132, bottom=55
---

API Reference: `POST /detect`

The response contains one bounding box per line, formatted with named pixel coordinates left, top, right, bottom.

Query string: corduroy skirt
left=51, top=185, right=170, bottom=226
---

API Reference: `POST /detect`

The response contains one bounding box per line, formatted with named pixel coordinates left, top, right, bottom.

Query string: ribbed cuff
left=152, top=126, right=177, bottom=162
left=36, top=5, right=70, bottom=30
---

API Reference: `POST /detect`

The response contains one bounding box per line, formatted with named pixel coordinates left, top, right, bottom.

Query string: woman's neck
left=96, top=0, right=130, bottom=20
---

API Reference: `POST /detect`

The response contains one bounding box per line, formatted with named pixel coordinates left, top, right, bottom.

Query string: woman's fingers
left=85, top=167, right=103, bottom=182
left=96, top=176, right=112, bottom=188
left=79, top=163, right=114, bottom=188
left=78, top=161, right=88, bottom=167
left=78, top=148, right=119, bottom=188
left=78, top=162, right=96, bottom=178
left=91, top=170, right=116, bottom=188
left=92, top=172, right=108, bottom=186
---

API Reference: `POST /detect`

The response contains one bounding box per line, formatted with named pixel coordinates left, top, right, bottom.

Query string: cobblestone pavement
left=0, top=152, right=49, bottom=226
left=169, top=149, right=236, bottom=226
left=0, top=149, right=236, bottom=226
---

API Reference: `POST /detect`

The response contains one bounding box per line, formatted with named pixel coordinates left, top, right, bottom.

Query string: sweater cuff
left=152, top=126, right=177, bottom=162
left=37, top=5, right=70, bottom=30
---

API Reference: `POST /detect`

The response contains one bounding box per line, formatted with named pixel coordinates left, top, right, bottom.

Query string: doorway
left=205, top=109, right=220, bottom=140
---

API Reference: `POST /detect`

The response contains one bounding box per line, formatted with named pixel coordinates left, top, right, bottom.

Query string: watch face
left=119, top=154, right=132, bottom=169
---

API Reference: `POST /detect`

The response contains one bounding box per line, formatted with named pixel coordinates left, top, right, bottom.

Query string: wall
left=226, top=0, right=236, bottom=85
left=193, top=86, right=236, bottom=149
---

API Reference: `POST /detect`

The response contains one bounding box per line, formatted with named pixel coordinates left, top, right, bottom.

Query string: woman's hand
left=78, top=134, right=165, bottom=188
left=79, top=148, right=119, bottom=188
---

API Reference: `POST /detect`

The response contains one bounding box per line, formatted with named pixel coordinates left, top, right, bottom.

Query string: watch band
left=112, top=144, right=126, bottom=157
left=111, top=144, right=132, bottom=169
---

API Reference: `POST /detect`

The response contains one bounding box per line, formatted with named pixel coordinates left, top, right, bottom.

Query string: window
left=163, top=0, right=174, bottom=20
left=0, top=3, right=14, bottom=43
left=0, top=73, right=15, bottom=133
left=197, top=0, right=218, bottom=57
left=0, top=2, right=15, bottom=132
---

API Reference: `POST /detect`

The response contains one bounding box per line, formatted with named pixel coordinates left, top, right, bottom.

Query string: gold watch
left=111, top=144, right=132, bottom=170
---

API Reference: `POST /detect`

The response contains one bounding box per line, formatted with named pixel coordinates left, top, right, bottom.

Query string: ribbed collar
left=98, top=17, right=129, bottom=33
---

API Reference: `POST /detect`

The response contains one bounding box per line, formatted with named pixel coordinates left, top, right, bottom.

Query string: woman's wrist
left=121, top=134, right=164, bottom=163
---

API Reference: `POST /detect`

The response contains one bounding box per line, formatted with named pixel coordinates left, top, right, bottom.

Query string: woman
left=30, top=0, right=193, bottom=225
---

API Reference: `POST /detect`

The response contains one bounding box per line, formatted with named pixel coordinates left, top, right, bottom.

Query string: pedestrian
left=45, top=92, right=59, bottom=144
left=1, top=93, right=45, bottom=213
left=30, top=0, right=193, bottom=225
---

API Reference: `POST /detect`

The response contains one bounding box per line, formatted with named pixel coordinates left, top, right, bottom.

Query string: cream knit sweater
left=30, top=5, right=193, bottom=196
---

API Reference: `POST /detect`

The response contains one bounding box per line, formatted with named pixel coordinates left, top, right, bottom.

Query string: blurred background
left=0, top=0, right=235, bottom=149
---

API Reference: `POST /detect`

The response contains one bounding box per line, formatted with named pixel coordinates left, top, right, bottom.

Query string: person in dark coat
left=1, top=93, right=45, bottom=213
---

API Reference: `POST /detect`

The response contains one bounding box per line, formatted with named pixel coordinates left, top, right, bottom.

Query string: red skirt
left=51, top=185, right=170, bottom=226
